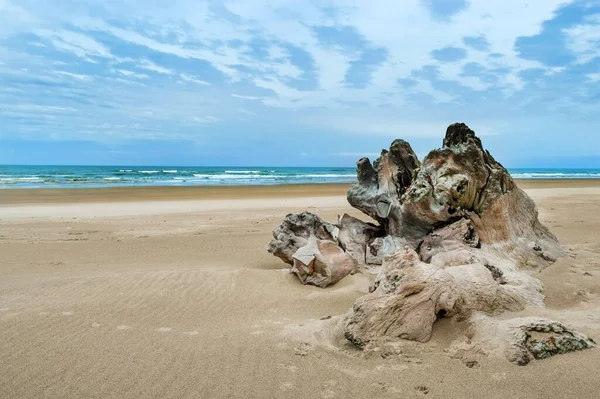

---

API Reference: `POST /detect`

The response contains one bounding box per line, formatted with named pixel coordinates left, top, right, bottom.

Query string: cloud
left=8, top=104, right=77, bottom=113
left=180, top=74, right=210, bottom=85
left=239, top=108, right=256, bottom=116
left=0, top=0, right=34, bottom=38
left=232, top=94, right=264, bottom=100
left=189, top=116, right=218, bottom=124
left=115, top=69, right=149, bottom=79
left=35, top=29, right=113, bottom=60
left=54, top=71, right=91, bottom=81
left=1, top=0, right=599, bottom=166
left=139, top=59, right=173, bottom=75
left=587, top=72, right=600, bottom=82
left=564, top=13, right=600, bottom=64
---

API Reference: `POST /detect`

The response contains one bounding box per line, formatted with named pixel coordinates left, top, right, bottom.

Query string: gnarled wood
left=267, top=212, right=337, bottom=265
left=336, top=213, right=384, bottom=266
left=291, top=238, right=356, bottom=288
left=266, top=123, right=593, bottom=363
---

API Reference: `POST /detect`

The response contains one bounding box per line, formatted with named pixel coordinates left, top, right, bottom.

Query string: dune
left=1, top=181, right=600, bottom=398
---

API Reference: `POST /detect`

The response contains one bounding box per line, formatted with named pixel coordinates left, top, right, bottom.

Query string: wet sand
left=2, top=179, right=600, bottom=204
left=1, top=181, right=600, bottom=398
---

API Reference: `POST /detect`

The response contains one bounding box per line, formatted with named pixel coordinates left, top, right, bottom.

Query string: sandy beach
left=2, top=180, right=600, bottom=398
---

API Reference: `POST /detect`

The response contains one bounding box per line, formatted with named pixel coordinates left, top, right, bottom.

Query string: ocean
left=1, top=165, right=600, bottom=189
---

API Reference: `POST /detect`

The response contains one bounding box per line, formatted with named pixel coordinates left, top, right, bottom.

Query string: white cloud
left=189, top=116, right=218, bottom=123
left=108, top=77, right=147, bottom=86
left=3, top=0, right=575, bottom=107
left=5, top=104, right=77, bottom=113
left=0, top=0, right=35, bottom=38
left=586, top=72, right=600, bottom=82
left=115, top=69, right=150, bottom=79
left=54, top=71, right=91, bottom=80
left=180, top=74, right=210, bottom=85
left=564, top=14, right=600, bottom=64
left=232, top=94, right=264, bottom=100
left=239, top=108, right=257, bottom=116
left=139, top=59, right=173, bottom=74
left=0, top=0, right=596, bottom=147
left=36, top=29, right=113, bottom=60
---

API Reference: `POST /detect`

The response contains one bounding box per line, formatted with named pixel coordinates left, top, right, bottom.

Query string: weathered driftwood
left=267, top=212, right=356, bottom=287
left=336, top=214, right=384, bottom=267
left=267, top=212, right=337, bottom=265
left=291, top=238, right=356, bottom=288
left=467, top=317, right=596, bottom=365
left=266, top=123, right=595, bottom=363
left=344, top=246, right=542, bottom=347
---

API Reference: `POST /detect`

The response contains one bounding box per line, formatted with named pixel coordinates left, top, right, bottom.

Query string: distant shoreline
left=2, top=179, right=600, bottom=205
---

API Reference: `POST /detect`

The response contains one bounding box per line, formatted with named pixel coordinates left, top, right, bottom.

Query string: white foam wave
left=193, top=174, right=261, bottom=179
left=119, top=169, right=133, bottom=172
left=189, top=173, right=356, bottom=180
left=173, top=177, right=278, bottom=183
left=224, top=170, right=261, bottom=174
left=0, top=176, right=43, bottom=181
left=512, top=173, right=600, bottom=178
left=301, top=174, right=356, bottom=178
left=0, top=177, right=45, bottom=184
left=139, top=170, right=159, bottom=174
left=163, top=170, right=177, bottom=173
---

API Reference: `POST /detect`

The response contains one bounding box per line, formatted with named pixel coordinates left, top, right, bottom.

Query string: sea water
left=0, top=165, right=599, bottom=188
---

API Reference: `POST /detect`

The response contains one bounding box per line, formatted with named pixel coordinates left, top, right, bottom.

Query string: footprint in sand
left=294, top=342, right=312, bottom=356
left=117, top=325, right=132, bottom=330
left=278, top=364, right=298, bottom=373
left=320, top=380, right=337, bottom=398
left=376, top=364, right=408, bottom=372
left=92, top=322, right=101, bottom=328
left=280, top=382, right=294, bottom=391
left=157, top=327, right=172, bottom=333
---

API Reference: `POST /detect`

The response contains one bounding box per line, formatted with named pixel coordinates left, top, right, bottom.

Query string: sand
left=1, top=180, right=600, bottom=398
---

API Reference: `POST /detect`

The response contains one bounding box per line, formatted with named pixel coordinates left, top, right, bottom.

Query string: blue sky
left=1, top=0, right=600, bottom=167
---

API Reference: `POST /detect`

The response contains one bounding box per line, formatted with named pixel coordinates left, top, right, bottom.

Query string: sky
left=0, top=0, right=599, bottom=167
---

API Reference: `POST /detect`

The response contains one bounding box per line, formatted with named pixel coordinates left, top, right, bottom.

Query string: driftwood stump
left=266, top=123, right=595, bottom=364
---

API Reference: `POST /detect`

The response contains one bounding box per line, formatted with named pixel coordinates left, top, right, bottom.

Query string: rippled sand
left=1, top=181, right=600, bottom=398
